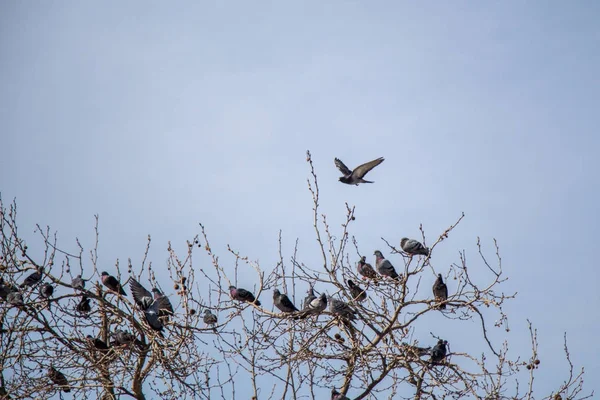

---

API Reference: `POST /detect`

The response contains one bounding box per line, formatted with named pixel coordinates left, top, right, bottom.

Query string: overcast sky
left=1, top=2, right=599, bottom=399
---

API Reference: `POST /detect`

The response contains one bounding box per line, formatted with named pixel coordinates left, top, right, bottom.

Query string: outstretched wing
left=129, top=279, right=153, bottom=309
left=334, top=158, right=353, bottom=175
left=352, top=157, right=384, bottom=179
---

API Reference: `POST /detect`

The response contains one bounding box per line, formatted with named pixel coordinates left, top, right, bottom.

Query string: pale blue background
left=1, top=2, right=598, bottom=399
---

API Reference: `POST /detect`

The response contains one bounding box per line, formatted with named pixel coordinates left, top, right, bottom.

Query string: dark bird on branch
left=331, top=388, right=351, bottom=400
left=334, top=157, right=384, bottom=185
left=299, top=293, right=327, bottom=319
left=229, top=285, right=261, bottom=306
left=357, top=256, right=377, bottom=280
left=86, top=335, right=110, bottom=351
left=401, top=238, right=430, bottom=256
left=71, top=275, right=86, bottom=290
left=203, top=309, right=218, bottom=329
left=432, top=274, right=448, bottom=310
left=101, top=272, right=126, bottom=296
left=0, top=277, right=18, bottom=301
left=20, top=266, right=43, bottom=288
left=273, top=289, right=299, bottom=313
left=48, top=366, right=70, bottom=393
left=76, top=295, right=91, bottom=314
left=374, top=250, right=401, bottom=281
left=329, top=297, right=357, bottom=321
left=430, top=339, right=448, bottom=363
left=347, top=280, right=367, bottom=302
left=39, top=283, right=54, bottom=299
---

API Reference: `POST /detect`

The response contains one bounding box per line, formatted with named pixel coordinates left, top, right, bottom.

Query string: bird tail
left=359, top=179, right=374, bottom=184
left=253, top=300, right=261, bottom=307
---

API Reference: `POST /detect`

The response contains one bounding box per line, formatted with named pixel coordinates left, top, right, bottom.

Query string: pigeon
left=143, top=300, right=166, bottom=332
left=374, top=250, right=401, bottom=281
left=86, top=335, right=110, bottom=351
left=401, top=343, right=431, bottom=358
left=111, top=330, right=144, bottom=349
left=48, top=366, right=70, bottom=393
left=347, top=280, right=367, bottom=302
left=39, top=282, right=54, bottom=298
left=334, top=157, right=385, bottom=185
left=101, top=272, right=126, bottom=295
left=273, top=289, right=299, bottom=313
left=0, top=277, right=18, bottom=301
left=400, top=238, right=430, bottom=256
left=203, top=309, right=218, bottom=326
left=7, top=291, right=24, bottom=308
left=432, top=274, right=448, bottom=310
left=71, top=275, right=86, bottom=290
left=331, top=388, right=351, bottom=400
left=76, top=295, right=91, bottom=314
left=151, top=288, right=174, bottom=320
left=299, top=293, right=327, bottom=319
left=329, top=297, right=357, bottom=321
left=129, top=279, right=154, bottom=310
left=229, top=286, right=261, bottom=306
left=302, top=286, right=317, bottom=310
left=20, top=266, right=43, bottom=288
left=430, top=339, right=448, bottom=363
left=357, top=256, right=377, bottom=280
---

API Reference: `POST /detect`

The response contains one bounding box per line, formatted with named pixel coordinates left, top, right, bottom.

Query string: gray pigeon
left=71, top=275, right=86, bottom=290
left=76, top=295, right=91, bottom=314
left=229, top=285, right=261, bottom=306
left=430, top=339, right=448, bottom=363
left=129, top=279, right=154, bottom=310
left=432, top=274, right=448, bottom=310
left=347, top=280, right=367, bottom=302
left=151, top=288, right=174, bottom=320
left=86, top=335, right=110, bottom=351
left=203, top=309, right=218, bottom=326
left=331, top=388, right=351, bottom=400
left=7, top=291, right=24, bottom=308
left=20, top=266, right=43, bottom=288
left=329, top=297, right=357, bottom=321
left=101, top=272, right=126, bottom=295
left=48, top=366, right=70, bottom=393
left=0, top=277, right=18, bottom=301
left=374, top=250, right=401, bottom=281
left=400, top=238, right=430, bottom=256
left=273, top=289, right=299, bottom=313
left=39, top=282, right=54, bottom=299
left=299, top=293, right=327, bottom=319
left=111, top=330, right=145, bottom=349
left=302, top=286, right=317, bottom=310
left=334, top=157, right=385, bottom=185
left=357, top=256, right=377, bottom=280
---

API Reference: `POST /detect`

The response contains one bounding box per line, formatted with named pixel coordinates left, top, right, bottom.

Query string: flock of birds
left=0, top=156, right=450, bottom=398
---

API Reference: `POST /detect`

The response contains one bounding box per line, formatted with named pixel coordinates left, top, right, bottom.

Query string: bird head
left=228, top=285, right=236, bottom=291
left=101, top=271, right=109, bottom=277
left=347, top=279, right=355, bottom=287
left=373, top=250, right=383, bottom=257
left=273, top=289, right=281, bottom=296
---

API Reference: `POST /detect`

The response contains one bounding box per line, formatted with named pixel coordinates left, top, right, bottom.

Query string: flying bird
left=129, top=279, right=170, bottom=332
left=334, top=157, right=384, bottom=185
left=374, top=250, right=401, bottom=281
left=432, top=274, right=448, bottom=310
left=302, top=286, right=317, bottom=310
left=152, top=288, right=174, bottom=320
left=71, top=275, right=86, bottom=290
left=299, top=293, right=327, bottom=319
left=347, top=280, right=367, bottom=302
left=129, top=279, right=154, bottom=310
left=331, top=388, right=351, bottom=400
left=430, top=339, right=448, bottom=363
left=357, top=256, right=377, bottom=280
left=48, top=366, right=71, bottom=393
left=273, top=289, right=299, bottom=313
left=400, top=238, right=430, bottom=256
left=229, top=286, right=261, bottom=306
left=101, top=272, right=126, bottom=296
left=20, top=266, right=43, bottom=288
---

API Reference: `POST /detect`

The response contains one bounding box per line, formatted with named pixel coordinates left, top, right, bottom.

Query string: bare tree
left=0, top=153, right=592, bottom=399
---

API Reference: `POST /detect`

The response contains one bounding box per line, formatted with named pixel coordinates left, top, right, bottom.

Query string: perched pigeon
left=101, top=272, right=126, bottom=296
left=71, top=275, right=86, bottom=290
left=20, top=266, right=43, bottom=288
left=129, top=279, right=154, bottom=310
left=331, top=388, right=351, bottom=400
left=347, top=280, right=367, bottom=302
left=273, top=289, right=299, bottom=313
left=432, top=274, right=448, bottom=310
left=111, top=330, right=144, bottom=349
left=203, top=309, right=218, bottom=326
left=299, top=293, right=327, bottom=319
left=86, top=335, right=110, bottom=351
left=302, top=286, right=317, bottom=310
left=151, top=288, right=174, bottom=320
left=7, top=291, right=24, bottom=308
left=401, top=343, right=431, bottom=358
left=229, top=286, right=261, bottom=306
left=39, top=282, right=54, bottom=299
left=334, top=157, right=385, bottom=185
left=329, top=297, right=357, bottom=321
left=0, top=277, right=18, bottom=301
left=400, top=238, right=430, bottom=256
left=374, top=250, right=401, bottom=281
left=357, top=256, right=377, bottom=280
left=48, top=366, right=70, bottom=393
left=76, top=295, right=91, bottom=314
left=430, top=339, right=448, bottom=363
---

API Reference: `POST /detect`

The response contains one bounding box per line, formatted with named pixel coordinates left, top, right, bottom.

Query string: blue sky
left=1, top=1, right=599, bottom=398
